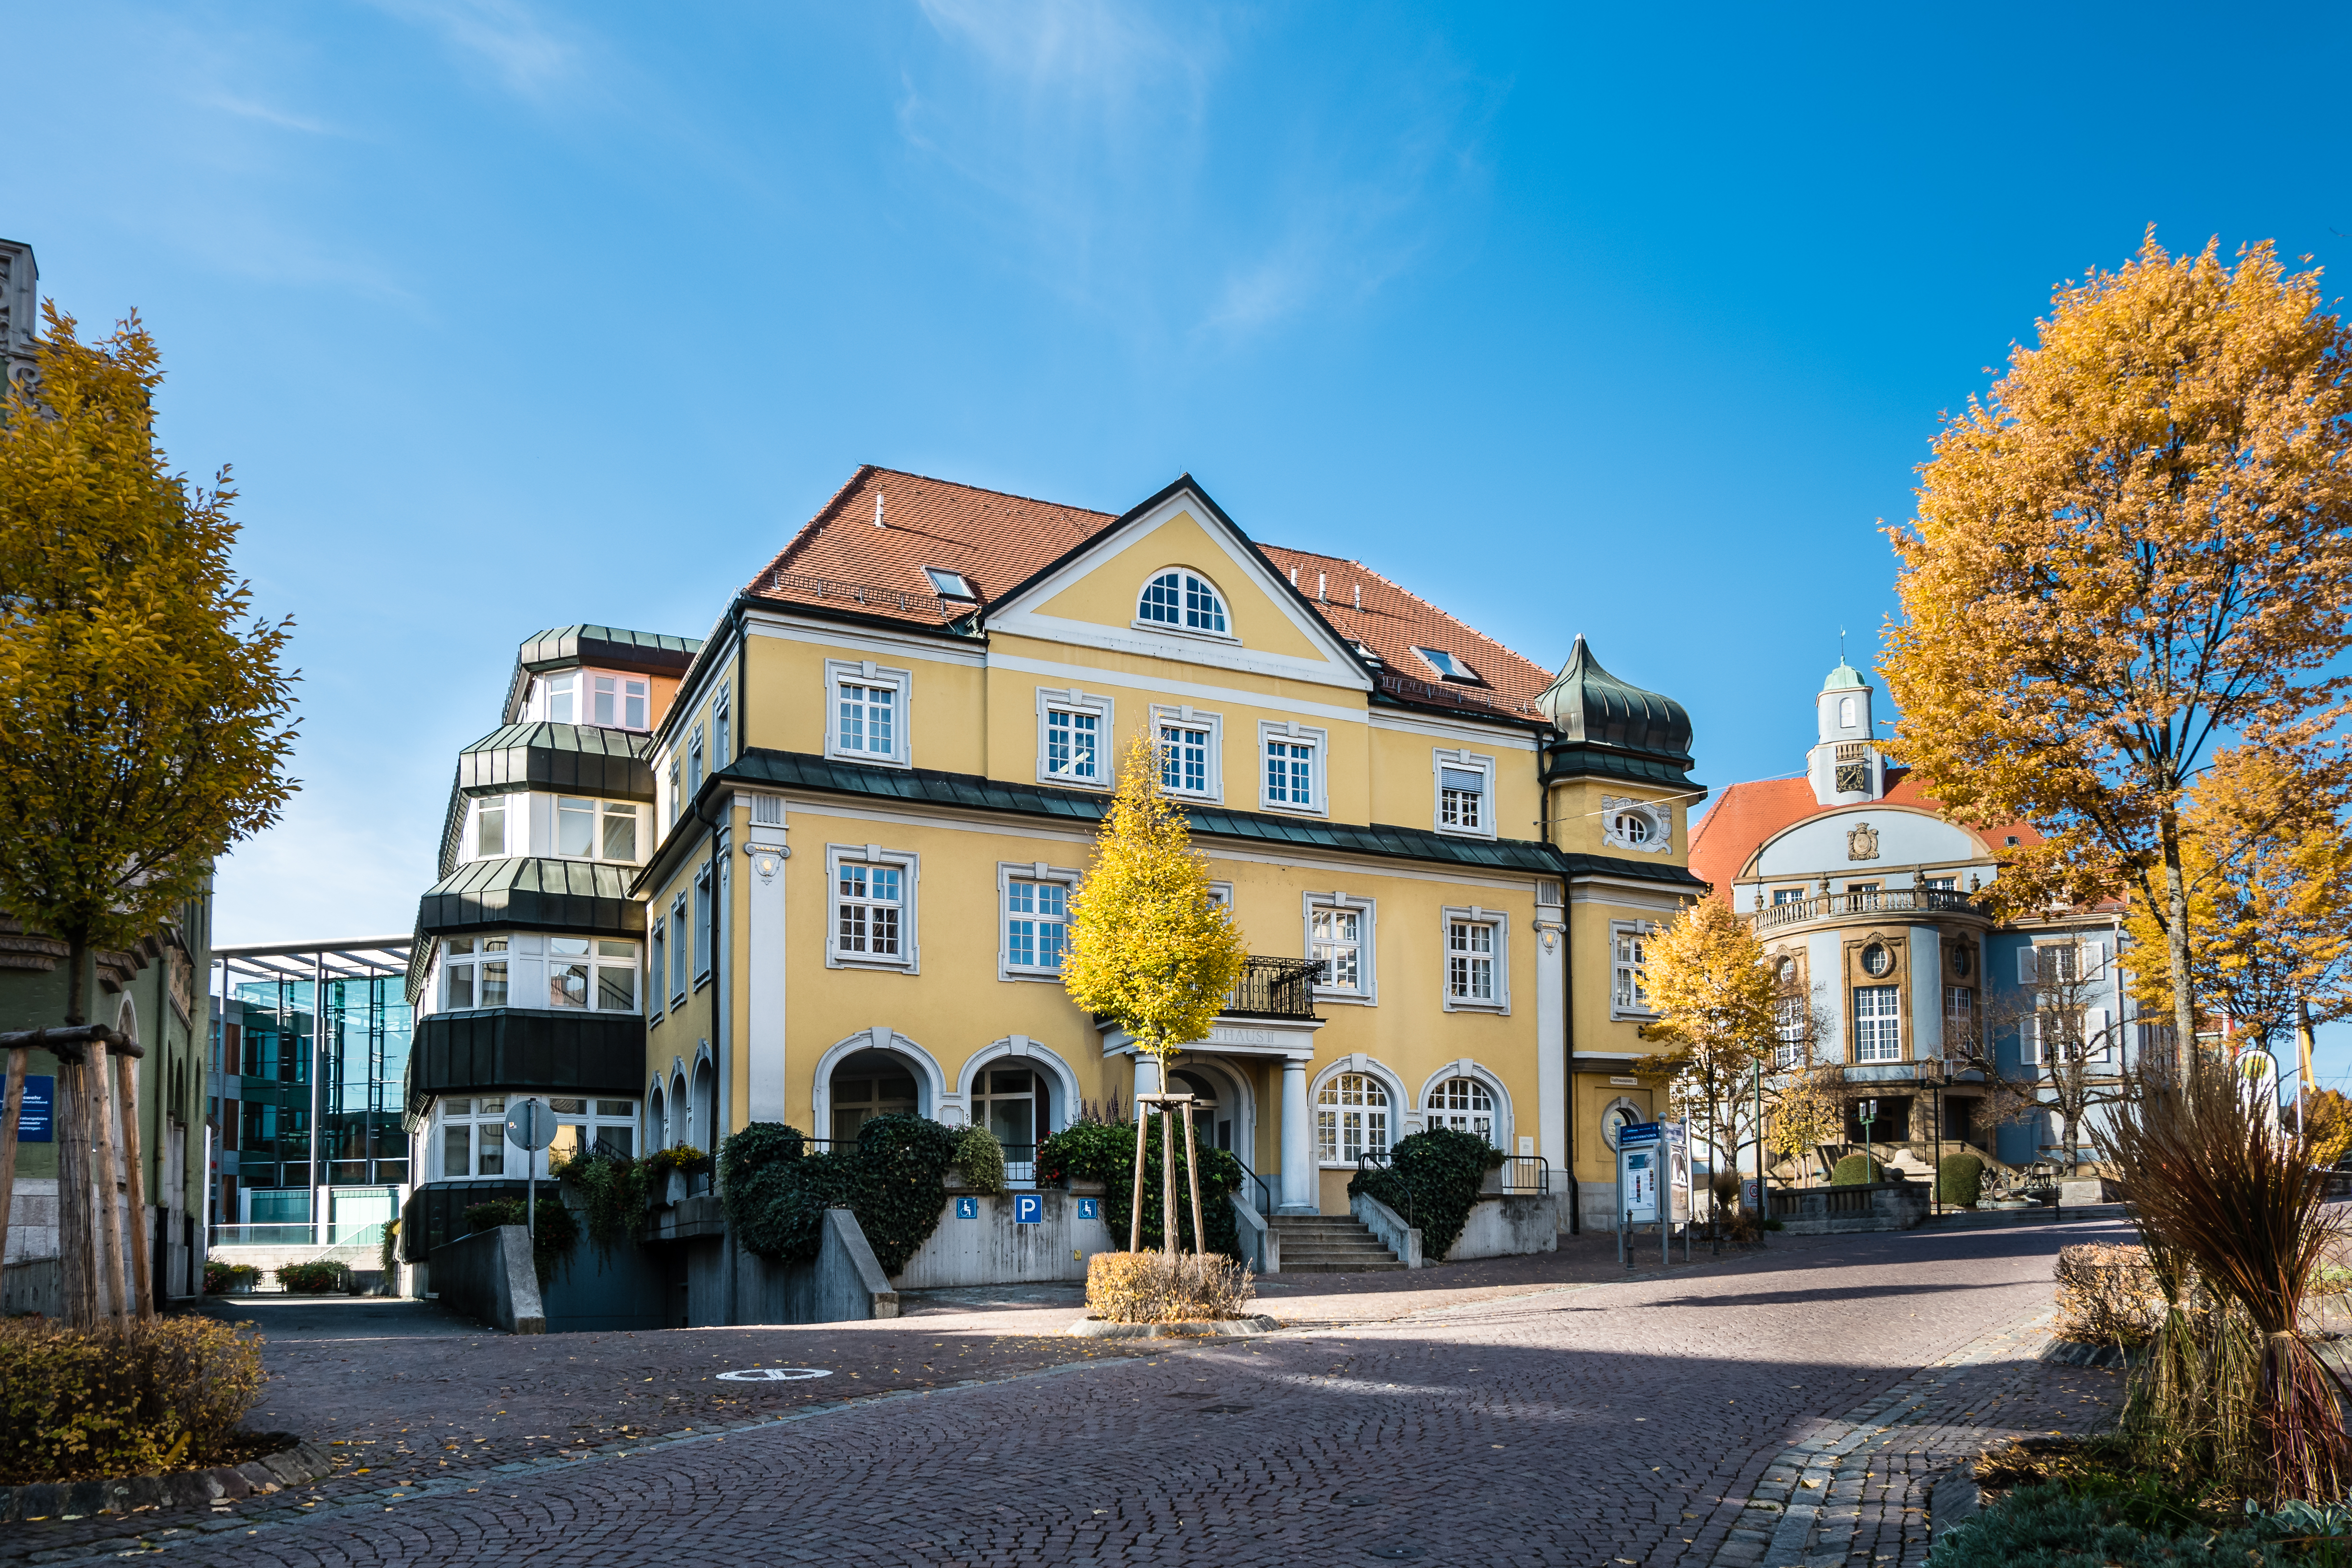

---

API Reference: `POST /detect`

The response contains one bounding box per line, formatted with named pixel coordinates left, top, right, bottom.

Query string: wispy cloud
left=363, top=0, right=587, bottom=104
left=898, top=1, right=1496, bottom=346
left=195, top=93, right=348, bottom=138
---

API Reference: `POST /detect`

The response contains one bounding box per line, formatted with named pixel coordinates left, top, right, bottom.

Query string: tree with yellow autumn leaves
left=1634, top=899, right=1783, bottom=1196
left=1881, top=234, right=2352, bottom=1080
left=1063, top=735, right=1249, bottom=1254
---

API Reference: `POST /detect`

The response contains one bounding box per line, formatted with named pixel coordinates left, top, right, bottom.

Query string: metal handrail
left=1227, top=1152, right=1276, bottom=1216
left=1354, top=1149, right=1414, bottom=1228
left=1499, top=1156, right=1550, bottom=1195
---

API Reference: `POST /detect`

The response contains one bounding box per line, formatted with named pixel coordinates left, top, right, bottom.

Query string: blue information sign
left=1014, top=1193, right=1043, bottom=1225
left=955, top=1196, right=979, bottom=1220
left=1075, top=1198, right=1099, bottom=1221
left=15, top=1076, right=52, bottom=1143
left=1617, top=1120, right=1662, bottom=1147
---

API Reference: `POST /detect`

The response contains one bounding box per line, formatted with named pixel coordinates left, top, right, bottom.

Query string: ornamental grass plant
left=0, top=1316, right=266, bottom=1484
left=2095, top=1056, right=2352, bottom=1503
left=1085, top=1251, right=1254, bottom=1323
left=2051, top=1243, right=2169, bottom=1350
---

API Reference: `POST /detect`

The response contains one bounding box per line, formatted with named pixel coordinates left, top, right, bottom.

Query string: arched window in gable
left=1139, top=570, right=1227, bottom=634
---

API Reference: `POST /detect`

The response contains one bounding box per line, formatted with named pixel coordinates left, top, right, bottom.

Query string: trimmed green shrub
left=720, top=1115, right=962, bottom=1276
left=1937, top=1152, right=1984, bottom=1207
left=0, top=1316, right=266, bottom=1483
left=1832, top=1153, right=1883, bottom=1186
left=1034, top=1116, right=1244, bottom=1260
left=458, top=1196, right=579, bottom=1289
left=201, top=1261, right=259, bottom=1294
left=1928, top=1482, right=2318, bottom=1567
left=1348, top=1127, right=1490, bottom=1261
left=273, top=1260, right=351, bottom=1294
left=954, top=1126, right=1008, bottom=1195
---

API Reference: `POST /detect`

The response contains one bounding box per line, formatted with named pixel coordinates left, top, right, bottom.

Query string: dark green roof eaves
left=417, top=857, right=645, bottom=937
left=717, top=749, right=1566, bottom=874
left=1549, top=851, right=1709, bottom=890
left=458, top=723, right=659, bottom=801
left=517, top=625, right=701, bottom=675
left=1541, top=742, right=1705, bottom=795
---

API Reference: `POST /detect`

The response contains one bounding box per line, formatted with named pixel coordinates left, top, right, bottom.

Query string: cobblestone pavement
left=6, top=1219, right=2127, bottom=1567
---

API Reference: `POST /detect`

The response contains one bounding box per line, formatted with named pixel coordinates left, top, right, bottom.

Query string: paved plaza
left=5, top=1220, right=2127, bottom=1567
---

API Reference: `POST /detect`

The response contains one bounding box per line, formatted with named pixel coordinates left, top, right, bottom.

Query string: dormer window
left=1412, top=647, right=1478, bottom=683
left=923, top=567, right=976, bottom=600
left=1139, top=571, right=1227, bottom=634
left=1351, top=641, right=1384, bottom=667
left=592, top=675, right=649, bottom=730
left=543, top=672, right=577, bottom=723
left=537, top=670, right=650, bottom=730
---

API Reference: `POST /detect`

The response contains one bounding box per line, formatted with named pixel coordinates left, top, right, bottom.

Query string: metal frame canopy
left=210, top=936, right=413, bottom=1246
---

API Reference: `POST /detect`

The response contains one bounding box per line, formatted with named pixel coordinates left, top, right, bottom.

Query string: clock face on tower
left=1835, top=761, right=1868, bottom=793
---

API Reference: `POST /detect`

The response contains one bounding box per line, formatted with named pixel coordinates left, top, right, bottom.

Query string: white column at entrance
left=1131, top=1054, right=1161, bottom=1104
left=1277, top=1056, right=1315, bottom=1213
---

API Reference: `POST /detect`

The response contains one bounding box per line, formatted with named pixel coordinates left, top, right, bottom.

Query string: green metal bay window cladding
left=404, top=1009, right=645, bottom=1116
left=417, top=858, right=643, bottom=938
left=458, top=723, right=658, bottom=801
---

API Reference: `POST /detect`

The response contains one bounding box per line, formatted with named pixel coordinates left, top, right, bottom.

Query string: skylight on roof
left=923, top=567, right=976, bottom=600
left=1412, top=646, right=1478, bottom=683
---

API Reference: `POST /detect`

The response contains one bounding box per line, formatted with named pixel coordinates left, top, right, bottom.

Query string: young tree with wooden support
left=1062, top=735, right=1247, bottom=1256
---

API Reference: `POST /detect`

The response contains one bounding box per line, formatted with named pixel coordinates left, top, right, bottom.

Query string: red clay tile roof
left=1686, top=765, right=2043, bottom=896
left=745, top=466, right=1555, bottom=722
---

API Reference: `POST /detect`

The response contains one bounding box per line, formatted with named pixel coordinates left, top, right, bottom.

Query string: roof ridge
left=859, top=465, right=1120, bottom=520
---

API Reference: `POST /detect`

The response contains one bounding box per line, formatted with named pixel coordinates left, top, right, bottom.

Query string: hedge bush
left=954, top=1126, right=1008, bottom=1196
left=0, top=1316, right=266, bottom=1484
left=1929, top=1482, right=2323, bottom=1567
left=1085, top=1251, right=1253, bottom=1323
left=1034, top=1116, right=1244, bottom=1260
left=1832, top=1153, right=1883, bottom=1186
left=1348, top=1127, right=1491, bottom=1261
left=719, top=1115, right=961, bottom=1276
left=273, top=1260, right=351, bottom=1294
left=201, top=1261, right=259, bottom=1294
left=458, top=1196, right=579, bottom=1289
left=557, top=1150, right=652, bottom=1262
left=1937, top=1152, right=1984, bottom=1207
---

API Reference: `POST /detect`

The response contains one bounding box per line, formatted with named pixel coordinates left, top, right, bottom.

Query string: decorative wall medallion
left=747, top=845, right=787, bottom=883
left=1601, top=796, right=1672, bottom=855
left=1846, top=822, right=1880, bottom=861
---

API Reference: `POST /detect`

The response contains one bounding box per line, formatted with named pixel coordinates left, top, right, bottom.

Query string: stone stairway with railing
left=1268, top=1214, right=1406, bottom=1273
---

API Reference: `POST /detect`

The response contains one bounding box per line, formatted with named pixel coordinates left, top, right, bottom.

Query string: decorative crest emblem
left=1846, top=822, right=1880, bottom=861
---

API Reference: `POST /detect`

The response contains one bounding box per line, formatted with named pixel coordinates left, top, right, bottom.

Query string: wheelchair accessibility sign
left=1076, top=1198, right=1099, bottom=1221
left=1014, top=1193, right=1043, bottom=1225
left=956, top=1196, right=980, bottom=1219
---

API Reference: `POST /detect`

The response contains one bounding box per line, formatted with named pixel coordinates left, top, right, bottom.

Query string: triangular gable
left=983, top=476, right=1375, bottom=691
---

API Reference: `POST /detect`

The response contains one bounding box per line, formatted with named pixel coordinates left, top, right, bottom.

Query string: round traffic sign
left=505, top=1097, right=556, bottom=1152
left=716, top=1367, right=833, bottom=1382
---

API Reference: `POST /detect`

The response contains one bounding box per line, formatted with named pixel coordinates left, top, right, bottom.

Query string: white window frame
left=1314, top=1070, right=1394, bottom=1165
left=1033, top=688, right=1115, bottom=790
left=1431, top=748, right=1497, bottom=839
left=587, top=671, right=651, bottom=732
left=997, top=860, right=1080, bottom=981
left=1302, top=891, right=1377, bottom=1006
left=1150, top=704, right=1223, bottom=803
left=1257, top=720, right=1329, bottom=816
left=1132, top=566, right=1239, bottom=644
left=693, top=863, right=714, bottom=981
left=648, top=919, right=666, bottom=1021
left=668, top=893, right=689, bottom=1002
left=436, top=1096, right=512, bottom=1179
left=713, top=682, right=731, bottom=767
left=824, top=658, right=913, bottom=769
left=825, top=844, right=919, bottom=972
left=1853, top=983, right=1903, bottom=1063
left=471, top=796, right=513, bottom=860
left=1609, top=919, right=1656, bottom=1020
left=440, top=936, right=511, bottom=1012
left=1441, top=906, right=1511, bottom=1014
left=1424, top=1075, right=1499, bottom=1147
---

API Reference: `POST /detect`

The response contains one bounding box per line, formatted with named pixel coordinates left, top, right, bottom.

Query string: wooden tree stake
left=1182, top=1102, right=1206, bottom=1260
left=88, top=1041, right=129, bottom=1319
left=0, top=1048, right=25, bottom=1269
left=115, top=1049, right=152, bottom=1319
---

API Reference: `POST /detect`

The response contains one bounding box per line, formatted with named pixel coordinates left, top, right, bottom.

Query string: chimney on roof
left=1318, top=572, right=1327, bottom=601
left=874, top=492, right=885, bottom=528
left=1288, top=567, right=1297, bottom=586
left=1353, top=583, right=1360, bottom=611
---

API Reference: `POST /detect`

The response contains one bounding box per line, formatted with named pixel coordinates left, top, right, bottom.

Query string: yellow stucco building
left=603, top=468, right=1703, bottom=1231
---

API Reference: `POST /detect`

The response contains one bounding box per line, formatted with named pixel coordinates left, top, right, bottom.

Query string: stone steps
left=1269, top=1215, right=1406, bottom=1273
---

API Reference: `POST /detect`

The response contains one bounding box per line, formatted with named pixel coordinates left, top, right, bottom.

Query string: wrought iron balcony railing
left=1750, top=887, right=1979, bottom=932
left=1224, top=956, right=1325, bottom=1019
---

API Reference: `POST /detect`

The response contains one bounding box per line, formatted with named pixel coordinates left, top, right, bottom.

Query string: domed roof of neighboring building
left=1823, top=660, right=1868, bottom=690
left=1537, top=637, right=1696, bottom=785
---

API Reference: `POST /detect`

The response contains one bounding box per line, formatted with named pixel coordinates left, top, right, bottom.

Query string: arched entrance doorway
left=828, top=1050, right=921, bottom=1144
left=1168, top=1063, right=1250, bottom=1154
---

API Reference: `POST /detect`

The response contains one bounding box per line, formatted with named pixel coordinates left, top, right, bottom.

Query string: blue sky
left=12, top=2, right=2351, bottom=1074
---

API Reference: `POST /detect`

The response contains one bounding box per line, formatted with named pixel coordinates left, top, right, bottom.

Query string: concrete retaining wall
left=892, top=1190, right=1117, bottom=1289
left=1230, top=1193, right=1277, bottom=1274
left=688, top=1209, right=898, bottom=1324
left=1769, top=1181, right=1929, bottom=1234
left=1449, top=1194, right=1561, bottom=1260
left=431, top=1226, right=546, bottom=1333
left=1350, top=1192, right=1422, bottom=1269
